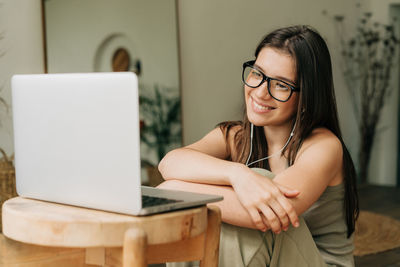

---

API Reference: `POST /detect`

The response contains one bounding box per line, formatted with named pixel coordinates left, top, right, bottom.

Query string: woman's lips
left=251, top=96, right=276, bottom=113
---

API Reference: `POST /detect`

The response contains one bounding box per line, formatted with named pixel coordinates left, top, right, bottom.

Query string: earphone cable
left=245, top=120, right=297, bottom=167
left=245, top=123, right=254, bottom=166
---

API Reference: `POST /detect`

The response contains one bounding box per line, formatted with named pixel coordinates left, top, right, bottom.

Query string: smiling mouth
left=251, top=97, right=276, bottom=111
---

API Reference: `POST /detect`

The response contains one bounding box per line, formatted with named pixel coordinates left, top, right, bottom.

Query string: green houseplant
left=139, top=84, right=182, bottom=185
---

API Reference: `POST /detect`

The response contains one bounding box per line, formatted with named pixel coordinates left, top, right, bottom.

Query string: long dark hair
left=219, top=25, right=359, bottom=237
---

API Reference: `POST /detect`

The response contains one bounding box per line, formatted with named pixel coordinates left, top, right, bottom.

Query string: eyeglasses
left=242, top=60, right=300, bottom=102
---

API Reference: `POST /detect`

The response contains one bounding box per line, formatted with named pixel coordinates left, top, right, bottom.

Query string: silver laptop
left=11, top=72, right=222, bottom=215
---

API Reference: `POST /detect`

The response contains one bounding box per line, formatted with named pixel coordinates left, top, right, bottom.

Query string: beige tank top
left=252, top=168, right=354, bottom=266
left=302, top=183, right=354, bottom=267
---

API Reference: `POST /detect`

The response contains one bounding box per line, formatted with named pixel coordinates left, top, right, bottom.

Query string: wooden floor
left=355, top=184, right=400, bottom=267
left=151, top=184, right=400, bottom=267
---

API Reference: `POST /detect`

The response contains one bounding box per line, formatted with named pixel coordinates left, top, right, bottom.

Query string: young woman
left=158, top=25, right=359, bottom=267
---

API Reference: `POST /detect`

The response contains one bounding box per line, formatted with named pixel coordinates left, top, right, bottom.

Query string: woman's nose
left=254, top=81, right=271, bottom=99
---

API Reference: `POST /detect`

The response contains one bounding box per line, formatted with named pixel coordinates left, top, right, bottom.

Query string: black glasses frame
left=242, top=60, right=300, bottom=102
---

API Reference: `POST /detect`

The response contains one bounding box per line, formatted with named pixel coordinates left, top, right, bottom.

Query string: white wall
left=45, top=0, right=180, bottom=90
left=0, top=0, right=44, bottom=156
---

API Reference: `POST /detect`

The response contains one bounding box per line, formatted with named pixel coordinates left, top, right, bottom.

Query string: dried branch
left=331, top=12, right=399, bottom=183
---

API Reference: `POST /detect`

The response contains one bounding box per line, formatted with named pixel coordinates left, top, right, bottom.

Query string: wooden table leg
left=0, top=234, right=90, bottom=266
left=200, top=206, right=221, bottom=267
left=86, top=247, right=105, bottom=265
left=123, top=228, right=147, bottom=267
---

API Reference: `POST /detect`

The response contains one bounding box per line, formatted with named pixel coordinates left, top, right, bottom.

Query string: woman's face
left=245, top=47, right=299, bottom=127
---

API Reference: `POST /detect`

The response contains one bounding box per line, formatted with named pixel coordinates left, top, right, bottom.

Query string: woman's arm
left=158, top=127, right=343, bottom=233
left=158, top=126, right=299, bottom=233
left=226, top=128, right=344, bottom=230
left=272, top=128, right=344, bottom=215
left=157, top=180, right=264, bottom=230
left=158, top=127, right=239, bottom=185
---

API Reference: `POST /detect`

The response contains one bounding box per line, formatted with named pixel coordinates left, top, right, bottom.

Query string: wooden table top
left=2, top=197, right=207, bottom=248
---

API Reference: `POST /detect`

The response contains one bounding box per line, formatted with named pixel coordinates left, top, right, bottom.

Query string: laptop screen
left=12, top=72, right=143, bottom=214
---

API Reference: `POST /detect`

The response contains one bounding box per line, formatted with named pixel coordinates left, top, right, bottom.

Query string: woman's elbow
left=158, top=157, right=167, bottom=180
left=156, top=179, right=180, bottom=189
left=158, top=150, right=174, bottom=180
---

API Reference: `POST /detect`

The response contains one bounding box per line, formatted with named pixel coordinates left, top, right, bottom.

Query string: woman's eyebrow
left=275, top=75, right=297, bottom=86
left=254, top=63, right=296, bottom=86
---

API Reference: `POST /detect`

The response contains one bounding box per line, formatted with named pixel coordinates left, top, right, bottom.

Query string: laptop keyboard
left=142, top=195, right=183, bottom=208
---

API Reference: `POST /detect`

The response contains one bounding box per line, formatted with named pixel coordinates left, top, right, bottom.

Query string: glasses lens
left=243, top=66, right=263, bottom=88
left=269, top=79, right=291, bottom=101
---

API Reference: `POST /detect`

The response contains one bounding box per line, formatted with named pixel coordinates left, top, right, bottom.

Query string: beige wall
left=0, top=0, right=44, bottom=155
left=177, top=0, right=397, bottom=185
left=177, top=0, right=359, bottom=144
left=45, top=0, right=179, bottom=90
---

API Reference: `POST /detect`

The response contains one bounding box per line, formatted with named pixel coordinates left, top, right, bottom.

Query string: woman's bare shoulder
left=185, top=122, right=243, bottom=160
left=296, top=127, right=343, bottom=162
left=306, top=127, right=341, bottom=146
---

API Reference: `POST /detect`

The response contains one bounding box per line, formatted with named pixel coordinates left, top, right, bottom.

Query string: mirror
left=43, top=0, right=181, bottom=185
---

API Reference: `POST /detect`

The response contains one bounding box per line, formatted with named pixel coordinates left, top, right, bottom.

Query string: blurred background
left=1, top=0, right=400, bottom=265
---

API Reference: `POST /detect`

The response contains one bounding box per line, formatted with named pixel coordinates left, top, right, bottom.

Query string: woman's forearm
left=157, top=179, right=260, bottom=230
left=158, top=147, right=245, bottom=186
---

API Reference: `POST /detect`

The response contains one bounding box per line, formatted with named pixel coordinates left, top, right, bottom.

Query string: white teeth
left=253, top=99, right=274, bottom=110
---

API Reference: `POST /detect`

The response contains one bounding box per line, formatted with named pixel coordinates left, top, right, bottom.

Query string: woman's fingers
left=276, top=183, right=300, bottom=198
left=273, top=183, right=300, bottom=228
left=260, top=214, right=271, bottom=230
left=233, top=171, right=300, bottom=232
left=276, top=195, right=299, bottom=228
left=258, top=183, right=296, bottom=229
left=257, top=203, right=282, bottom=233
left=267, top=198, right=290, bottom=230
left=247, top=207, right=267, bottom=231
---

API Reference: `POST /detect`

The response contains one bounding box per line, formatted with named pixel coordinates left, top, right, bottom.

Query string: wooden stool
left=1, top=197, right=221, bottom=266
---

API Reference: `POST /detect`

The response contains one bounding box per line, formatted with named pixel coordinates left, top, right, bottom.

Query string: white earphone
left=245, top=121, right=297, bottom=167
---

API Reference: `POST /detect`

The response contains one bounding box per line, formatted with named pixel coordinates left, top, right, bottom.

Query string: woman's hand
left=229, top=165, right=300, bottom=233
